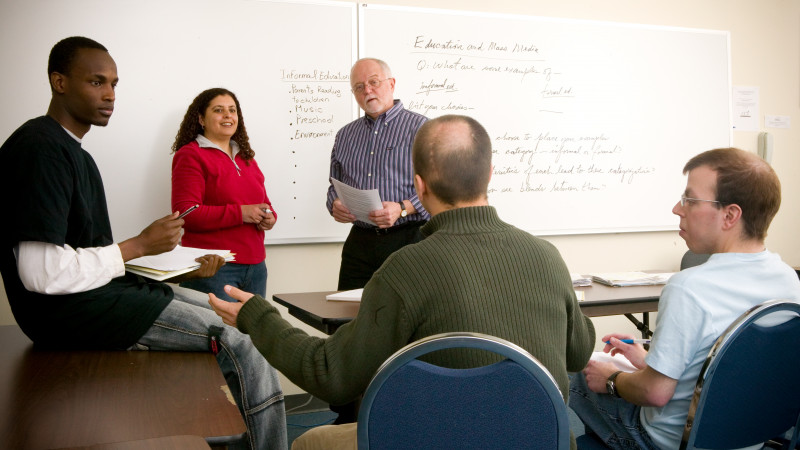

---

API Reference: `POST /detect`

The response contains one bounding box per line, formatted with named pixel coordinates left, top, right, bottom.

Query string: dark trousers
left=337, top=221, right=425, bottom=291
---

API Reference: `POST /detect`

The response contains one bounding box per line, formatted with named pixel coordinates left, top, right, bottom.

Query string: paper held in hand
left=330, top=178, right=383, bottom=224
left=125, top=246, right=235, bottom=281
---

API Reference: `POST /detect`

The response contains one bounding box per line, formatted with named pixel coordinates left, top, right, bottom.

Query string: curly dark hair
left=171, top=88, right=255, bottom=161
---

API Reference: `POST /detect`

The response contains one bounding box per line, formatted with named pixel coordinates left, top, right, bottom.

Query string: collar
left=196, top=134, right=240, bottom=157
left=363, top=99, right=403, bottom=126
left=421, top=206, right=509, bottom=237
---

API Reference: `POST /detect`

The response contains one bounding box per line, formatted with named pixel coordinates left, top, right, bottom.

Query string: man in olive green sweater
left=210, top=114, right=595, bottom=449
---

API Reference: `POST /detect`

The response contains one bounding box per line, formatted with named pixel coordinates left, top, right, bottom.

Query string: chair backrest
left=680, top=300, right=800, bottom=450
left=356, top=332, right=571, bottom=450
left=680, top=250, right=711, bottom=270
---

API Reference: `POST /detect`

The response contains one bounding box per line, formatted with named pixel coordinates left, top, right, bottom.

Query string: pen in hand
left=177, top=204, right=199, bottom=220
left=605, top=339, right=651, bottom=345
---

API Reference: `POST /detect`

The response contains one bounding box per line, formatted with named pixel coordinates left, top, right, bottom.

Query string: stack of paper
left=126, top=246, right=234, bottom=281
left=571, top=273, right=592, bottom=287
left=326, top=288, right=363, bottom=302
left=590, top=272, right=674, bottom=287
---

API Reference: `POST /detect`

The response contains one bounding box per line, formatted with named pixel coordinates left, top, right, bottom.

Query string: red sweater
left=171, top=140, right=274, bottom=264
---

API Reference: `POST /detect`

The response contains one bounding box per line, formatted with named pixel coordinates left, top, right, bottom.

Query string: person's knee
left=291, top=423, right=357, bottom=450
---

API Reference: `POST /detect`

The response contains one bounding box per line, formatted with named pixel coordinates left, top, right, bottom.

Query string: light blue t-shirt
left=642, top=250, right=800, bottom=449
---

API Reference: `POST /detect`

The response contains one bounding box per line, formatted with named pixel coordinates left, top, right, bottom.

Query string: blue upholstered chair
left=680, top=250, right=711, bottom=270
left=577, top=299, right=800, bottom=450
left=680, top=299, right=800, bottom=449
left=356, top=332, right=571, bottom=450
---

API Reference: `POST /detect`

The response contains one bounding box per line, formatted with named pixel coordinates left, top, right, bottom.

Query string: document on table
left=590, top=272, right=674, bottom=287
left=125, top=246, right=234, bottom=281
left=331, top=178, right=383, bottom=224
left=326, top=288, right=364, bottom=302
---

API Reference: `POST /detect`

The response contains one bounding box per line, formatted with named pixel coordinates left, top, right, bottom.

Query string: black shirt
left=0, top=116, right=171, bottom=349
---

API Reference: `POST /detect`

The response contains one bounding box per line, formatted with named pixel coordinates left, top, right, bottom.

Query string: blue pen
left=604, top=339, right=651, bottom=345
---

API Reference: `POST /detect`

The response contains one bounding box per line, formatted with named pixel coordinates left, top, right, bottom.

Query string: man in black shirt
left=0, top=36, right=286, bottom=449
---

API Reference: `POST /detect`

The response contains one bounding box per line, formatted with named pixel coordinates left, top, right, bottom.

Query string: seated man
left=569, top=147, right=800, bottom=449
left=0, top=36, right=286, bottom=450
left=210, top=114, right=596, bottom=449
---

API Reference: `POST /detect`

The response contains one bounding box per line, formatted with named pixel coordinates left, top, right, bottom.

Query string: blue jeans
left=133, top=289, right=286, bottom=449
left=181, top=261, right=267, bottom=302
left=568, top=372, right=659, bottom=449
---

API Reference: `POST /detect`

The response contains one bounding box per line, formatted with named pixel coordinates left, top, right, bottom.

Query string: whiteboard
left=0, top=0, right=357, bottom=244
left=360, top=4, right=731, bottom=235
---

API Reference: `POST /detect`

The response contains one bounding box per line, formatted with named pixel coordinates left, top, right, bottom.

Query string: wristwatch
left=606, top=371, right=623, bottom=398
left=398, top=201, right=408, bottom=218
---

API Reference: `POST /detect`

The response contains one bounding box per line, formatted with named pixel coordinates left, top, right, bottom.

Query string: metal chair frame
left=356, top=331, right=571, bottom=450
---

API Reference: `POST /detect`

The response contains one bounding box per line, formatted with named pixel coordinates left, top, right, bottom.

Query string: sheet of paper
left=590, top=351, right=638, bottom=372
left=765, top=115, right=791, bottom=129
left=326, top=288, right=364, bottom=302
left=126, top=246, right=233, bottom=271
left=732, top=86, right=759, bottom=131
left=331, top=178, right=383, bottom=224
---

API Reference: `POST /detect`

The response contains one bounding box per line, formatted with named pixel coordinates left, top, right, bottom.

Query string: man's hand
left=119, top=212, right=183, bottom=261
left=208, top=285, right=254, bottom=327
left=602, top=334, right=648, bottom=370
left=331, top=198, right=356, bottom=224
left=583, top=360, right=621, bottom=393
left=368, top=201, right=402, bottom=228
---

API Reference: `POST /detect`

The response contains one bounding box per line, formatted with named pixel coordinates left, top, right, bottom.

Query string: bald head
left=412, top=115, right=492, bottom=206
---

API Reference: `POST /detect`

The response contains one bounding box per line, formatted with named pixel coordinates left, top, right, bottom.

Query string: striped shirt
left=327, top=100, right=429, bottom=228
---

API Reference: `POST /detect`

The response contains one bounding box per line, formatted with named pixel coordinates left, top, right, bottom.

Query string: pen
left=262, top=207, right=272, bottom=214
left=604, top=339, right=651, bottom=345
left=177, top=204, right=199, bottom=220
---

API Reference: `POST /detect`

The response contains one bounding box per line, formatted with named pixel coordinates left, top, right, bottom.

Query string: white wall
left=2, top=0, right=799, bottom=396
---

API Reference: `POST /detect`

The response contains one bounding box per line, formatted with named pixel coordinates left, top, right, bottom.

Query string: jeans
left=568, top=372, right=659, bottom=450
left=134, top=288, right=286, bottom=449
left=181, top=261, right=267, bottom=302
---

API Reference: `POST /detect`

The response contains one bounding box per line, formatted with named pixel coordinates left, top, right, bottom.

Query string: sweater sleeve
left=564, top=290, right=596, bottom=372
left=237, top=274, right=411, bottom=405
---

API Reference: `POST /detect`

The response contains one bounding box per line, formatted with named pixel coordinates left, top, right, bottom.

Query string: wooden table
left=273, top=282, right=662, bottom=336
left=0, top=325, right=246, bottom=450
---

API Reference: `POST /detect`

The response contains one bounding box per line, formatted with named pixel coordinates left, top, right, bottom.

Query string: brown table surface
left=273, top=282, right=662, bottom=335
left=0, top=325, right=246, bottom=450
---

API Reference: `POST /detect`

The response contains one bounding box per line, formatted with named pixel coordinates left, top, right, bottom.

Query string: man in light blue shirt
left=569, top=147, right=800, bottom=449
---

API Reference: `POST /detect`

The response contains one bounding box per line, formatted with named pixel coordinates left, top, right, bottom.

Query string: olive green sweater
left=238, top=206, right=595, bottom=407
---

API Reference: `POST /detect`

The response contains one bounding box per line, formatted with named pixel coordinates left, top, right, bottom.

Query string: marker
left=177, top=204, right=199, bottom=219
left=262, top=207, right=272, bottom=214
left=605, top=339, right=651, bottom=345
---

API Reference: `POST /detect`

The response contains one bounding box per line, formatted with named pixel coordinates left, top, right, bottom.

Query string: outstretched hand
left=209, top=285, right=254, bottom=327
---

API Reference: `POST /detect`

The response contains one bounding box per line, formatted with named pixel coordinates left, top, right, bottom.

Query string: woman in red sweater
left=171, top=88, right=275, bottom=302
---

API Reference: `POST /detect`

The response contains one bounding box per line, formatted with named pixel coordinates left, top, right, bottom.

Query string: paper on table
left=590, top=272, right=674, bottom=287
left=331, top=178, right=383, bottom=224
left=571, top=273, right=592, bottom=287
left=326, top=288, right=363, bottom=302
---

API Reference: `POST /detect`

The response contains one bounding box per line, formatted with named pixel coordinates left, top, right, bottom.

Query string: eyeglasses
left=351, top=78, right=392, bottom=94
left=680, top=194, right=721, bottom=207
